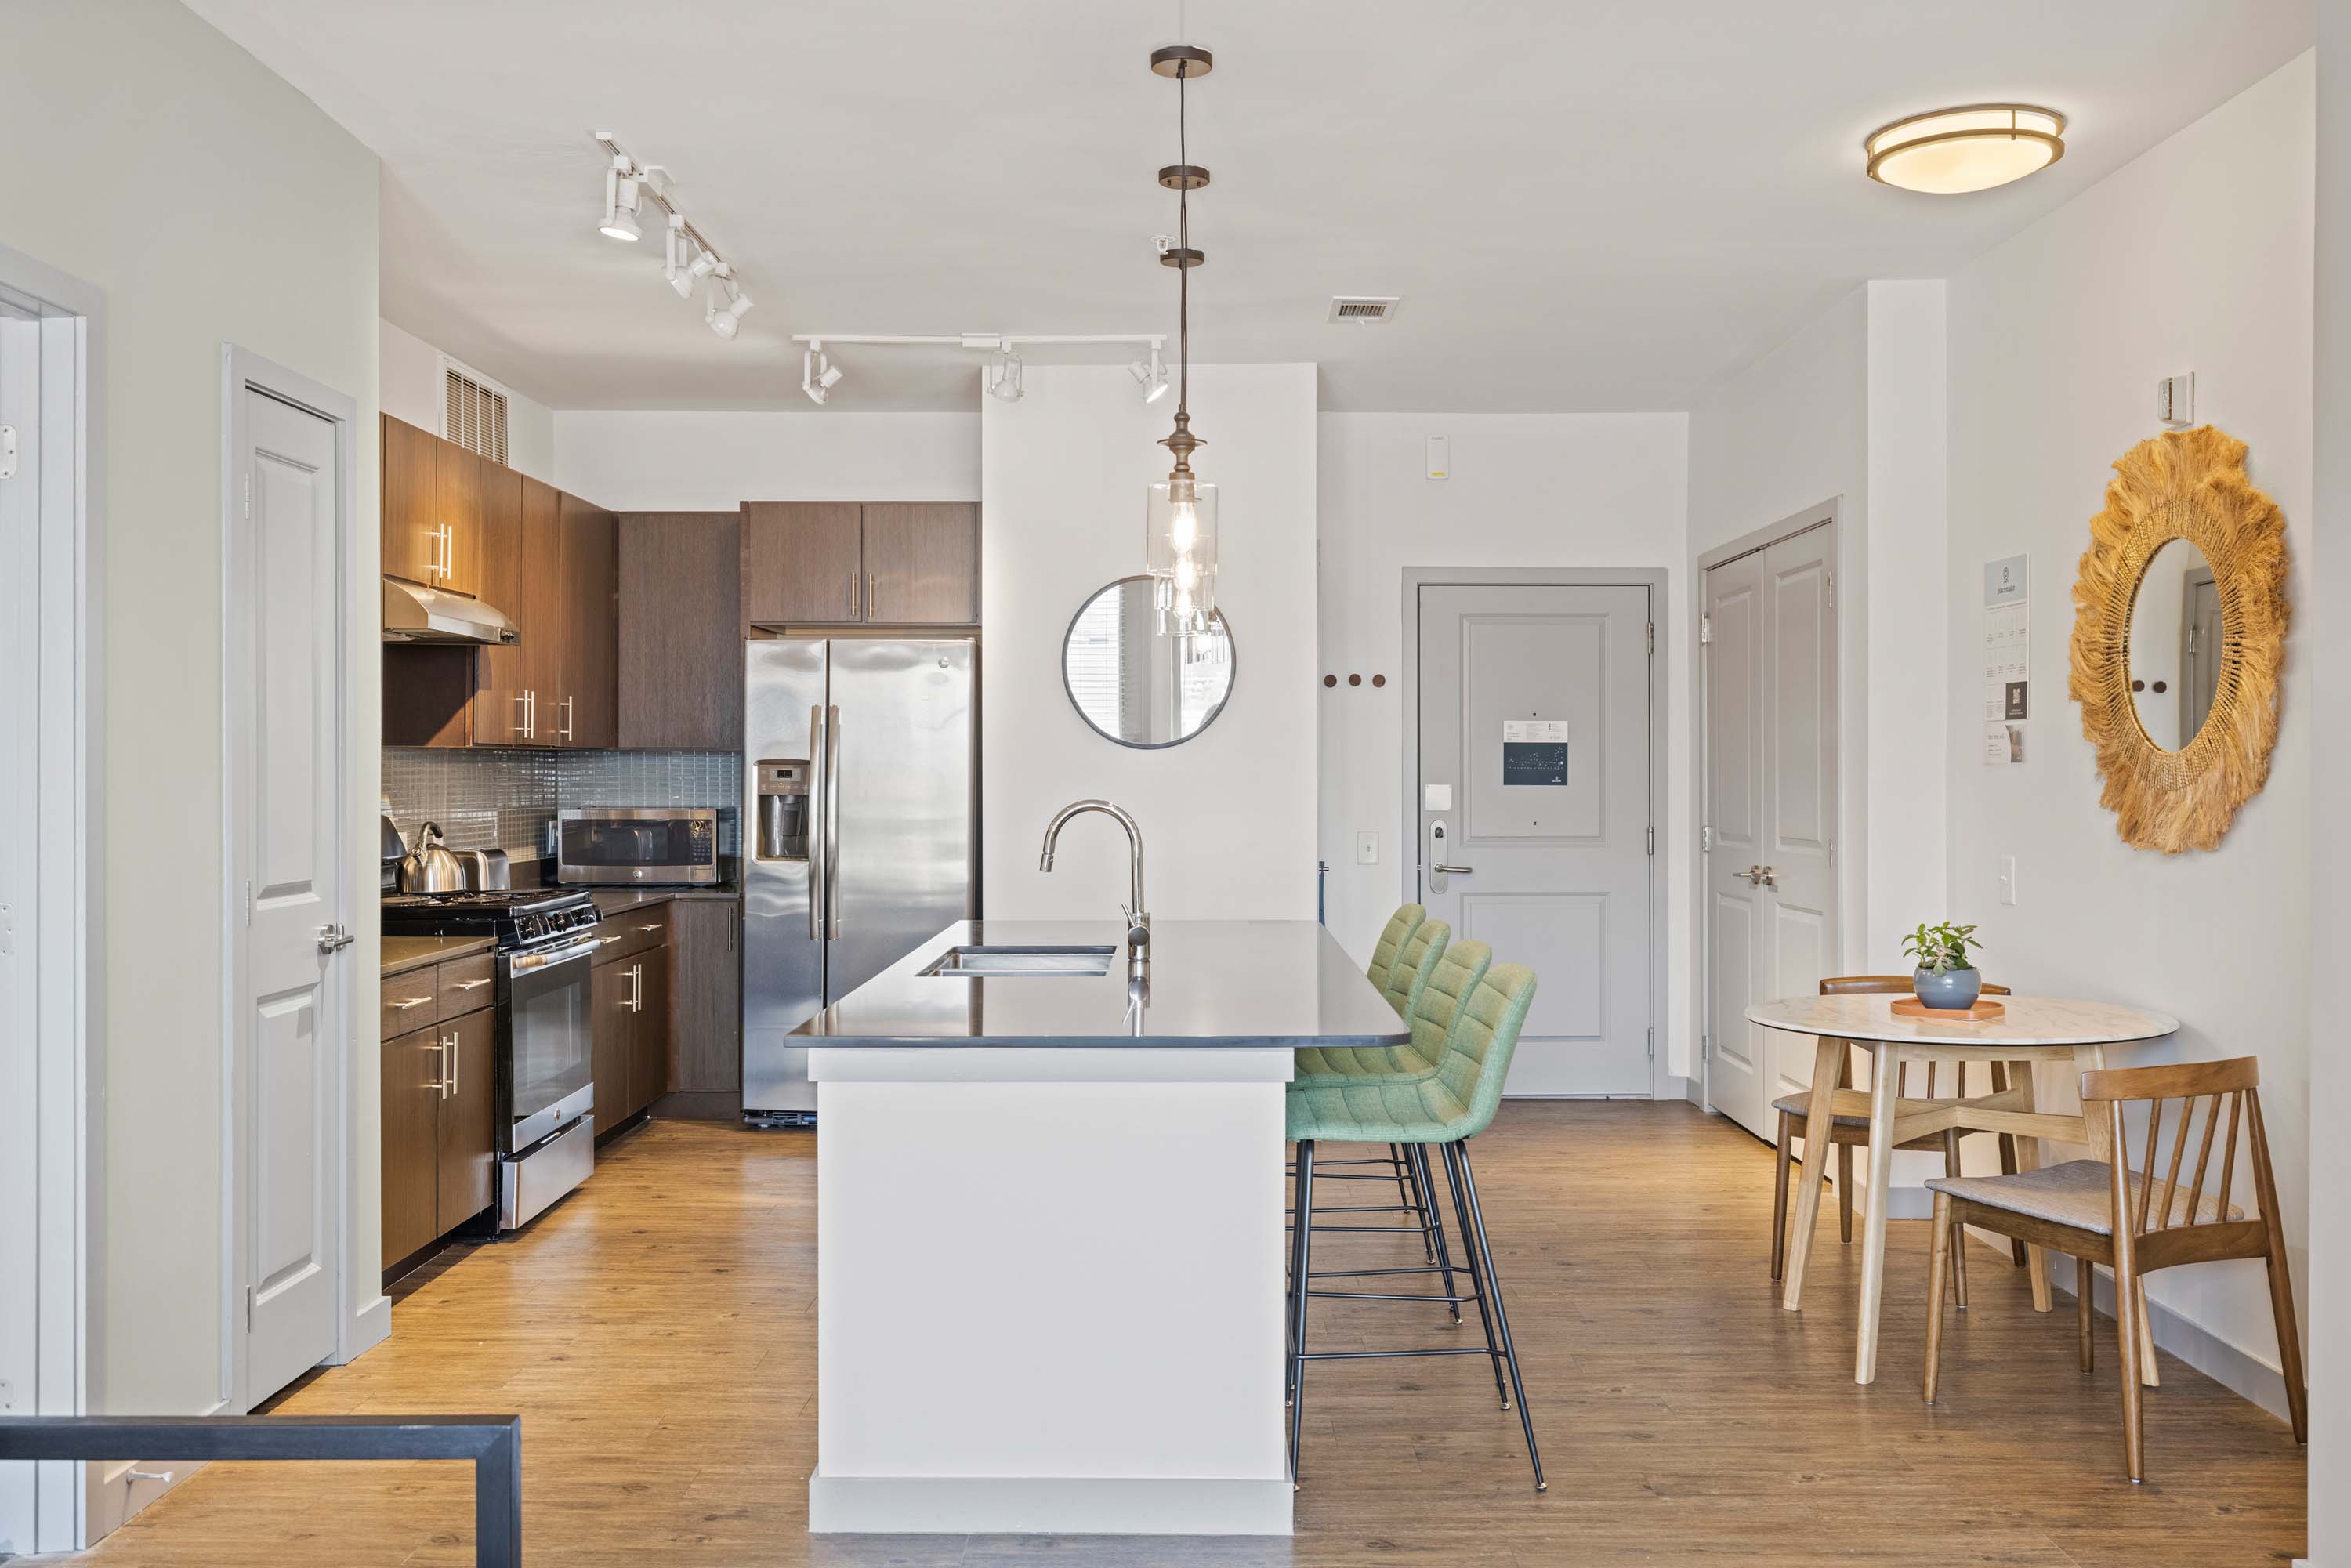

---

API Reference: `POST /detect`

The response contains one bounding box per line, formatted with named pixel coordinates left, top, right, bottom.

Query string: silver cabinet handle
left=559, top=696, right=575, bottom=743
left=389, top=994, right=433, bottom=1011
left=451, top=976, right=491, bottom=991
left=638, top=922, right=663, bottom=933
left=600, top=934, right=624, bottom=947
left=868, top=573, right=877, bottom=621
left=1433, top=864, right=1475, bottom=875
left=513, top=693, right=531, bottom=738
left=849, top=570, right=859, bottom=618
left=429, top=1034, right=451, bottom=1098
left=527, top=690, right=538, bottom=740
left=808, top=704, right=828, bottom=941
left=628, top=961, right=643, bottom=1012
left=446, top=1030, right=459, bottom=1095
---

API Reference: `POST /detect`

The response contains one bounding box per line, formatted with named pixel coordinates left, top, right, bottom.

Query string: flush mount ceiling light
left=1864, top=104, right=2066, bottom=194
left=592, top=133, right=751, bottom=339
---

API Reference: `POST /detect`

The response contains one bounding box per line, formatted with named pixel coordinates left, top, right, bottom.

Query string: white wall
left=1315, top=414, right=1693, bottom=1075
left=1, top=0, right=382, bottom=1431
left=554, top=410, right=979, bottom=509
left=1945, top=52, right=2313, bottom=1412
left=981, top=365, right=1317, bottom=921
left=379, top=318, right=555, bottom=484
left=2307, top=4, right=2349, bottom=1552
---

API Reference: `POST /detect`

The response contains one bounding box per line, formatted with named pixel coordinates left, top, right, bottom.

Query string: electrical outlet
left=1997, top=855, right=2018, bottom=906
left=1354, top=831, right=1378, bottom=866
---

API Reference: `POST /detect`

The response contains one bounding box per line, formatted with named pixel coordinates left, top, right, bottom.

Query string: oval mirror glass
left=2127, top=537, right=2223, bottom=751
left=1061, top=575, right=1236, bottom=748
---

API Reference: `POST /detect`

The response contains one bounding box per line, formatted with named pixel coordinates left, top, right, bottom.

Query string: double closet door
left=1704, top=520, right=1838, bottom=1142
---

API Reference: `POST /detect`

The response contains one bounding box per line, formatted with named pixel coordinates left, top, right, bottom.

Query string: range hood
left=382, top=578, right=520, bottom=646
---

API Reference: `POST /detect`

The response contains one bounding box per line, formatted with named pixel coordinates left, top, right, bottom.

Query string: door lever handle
left=316, top=922, right=355, bottom=954
left=1433, top=864, right=1475, bottom=875
left=1738, top=864, right=1779, bottom=888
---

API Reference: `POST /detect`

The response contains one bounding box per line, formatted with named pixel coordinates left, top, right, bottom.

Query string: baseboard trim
left=807, top=1472, right=1293, bottom=1535
left=1666, top=1074, right=1701, bottom=1106
left=651, top=1089, right=742, bottom=1122
left=84, top=1400, right=226, bottom=1544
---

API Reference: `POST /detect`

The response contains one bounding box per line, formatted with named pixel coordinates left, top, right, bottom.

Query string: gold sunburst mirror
left=2067, top=426, right=2289, bottom=854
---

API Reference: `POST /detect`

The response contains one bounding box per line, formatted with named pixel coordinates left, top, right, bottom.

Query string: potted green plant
left=1901, top=921, right=1985, bottom=1010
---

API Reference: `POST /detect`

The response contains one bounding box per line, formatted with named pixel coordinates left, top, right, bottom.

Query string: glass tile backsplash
left=383, top=748, right=743, bottom=860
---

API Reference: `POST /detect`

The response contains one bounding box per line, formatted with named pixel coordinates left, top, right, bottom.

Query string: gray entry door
left=1416, top=584, right=1653, bottom=1095
left=1704, top=521, right=1838, bottom=1142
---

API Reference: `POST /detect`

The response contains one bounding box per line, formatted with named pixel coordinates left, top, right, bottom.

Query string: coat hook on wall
left=1321, top=673, right=1389, bottom=689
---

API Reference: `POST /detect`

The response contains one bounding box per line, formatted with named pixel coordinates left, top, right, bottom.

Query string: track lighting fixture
left=599, top=154, right=642, bottom=241
left=1129, top=346, right=1171, bottom=404
left=985, top=349, right=1025, bottom=403
left=592, top=133, right=751, bottom=342
left=802, top=342, right=845, bottom=405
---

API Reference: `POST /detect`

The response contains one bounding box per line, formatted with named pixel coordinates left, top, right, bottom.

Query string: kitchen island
left=795, top=918, right=1406, bottom=1537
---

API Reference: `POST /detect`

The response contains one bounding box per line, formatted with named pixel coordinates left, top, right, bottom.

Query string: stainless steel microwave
left=555, top=808, right=723, bottom=885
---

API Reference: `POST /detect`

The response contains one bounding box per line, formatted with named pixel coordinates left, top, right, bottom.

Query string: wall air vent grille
left=1327, top=296, right=1400, bottom=324
left=442, top=360, right=510, bottom=466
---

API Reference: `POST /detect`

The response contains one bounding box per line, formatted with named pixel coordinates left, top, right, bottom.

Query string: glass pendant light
left=1143, top=40, right=1218, bottom=639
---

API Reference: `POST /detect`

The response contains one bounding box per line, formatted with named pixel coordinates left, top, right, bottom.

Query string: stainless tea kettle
left=397, top=820, right=465, bottom=893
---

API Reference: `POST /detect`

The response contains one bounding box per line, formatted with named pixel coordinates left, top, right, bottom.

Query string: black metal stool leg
left=1408, top=1143, right=1462, bottom=1324
left=1436, top=1139, right=1508, bottom=1404
left=1450, top=1138, right=1545, bottom=1492
left=1288, top=1139, right=1316, bottom=1484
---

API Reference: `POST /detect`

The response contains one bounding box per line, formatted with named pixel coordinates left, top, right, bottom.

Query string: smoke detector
left=1328, top=295, right=1401, bottom=324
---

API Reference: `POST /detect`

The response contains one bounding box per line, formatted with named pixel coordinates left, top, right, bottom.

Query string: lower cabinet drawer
left=436, top=952, right=497, bottom=1017
left=379, top=972, right=439, bottom=1039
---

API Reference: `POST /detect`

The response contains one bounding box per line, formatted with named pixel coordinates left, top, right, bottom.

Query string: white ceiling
left=189, top=0, right=2311, bottom=413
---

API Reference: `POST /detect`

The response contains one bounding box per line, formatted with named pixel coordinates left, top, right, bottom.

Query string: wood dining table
left=1745, top=993, right=2179, bottom=1385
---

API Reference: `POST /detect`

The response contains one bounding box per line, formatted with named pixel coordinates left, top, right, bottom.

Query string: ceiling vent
left=1327, top=295, right=1400, bottom=324
left=441, top=357, right=511, bottom=466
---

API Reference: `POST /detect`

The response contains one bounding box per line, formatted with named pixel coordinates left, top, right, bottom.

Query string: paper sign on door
left=1502, top=719, right=1568, bottom=786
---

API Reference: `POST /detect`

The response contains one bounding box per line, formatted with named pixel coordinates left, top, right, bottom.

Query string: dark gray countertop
left=789, top=919, right=1410, bottom=1048
left=589, top=884, right=742, bottom=913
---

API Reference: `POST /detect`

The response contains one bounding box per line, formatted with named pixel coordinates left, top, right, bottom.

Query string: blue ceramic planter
left=1914, top=966, right=1982, bottom=1010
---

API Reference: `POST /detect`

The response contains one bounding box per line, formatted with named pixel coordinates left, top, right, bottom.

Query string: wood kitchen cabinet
left=741, top=501, right=977, bottom=628
left=382, top=414, right=443, bottom=590
left=592, top=917, right=671, bottom=1139
left=380, top=955, right=501, bottom=1276
left=430, top=439, right=487, bottom=599
left=618, top=511, right=743, bottom=748
left=555, top=493, right=619, bottom=748
left=631, top=954, right=672, bottom=1115
left=667, top=900, right=742, bottom=1095
left=468, top=465, right=530, bottom=744
left=860, top=502, right=979, bottom=625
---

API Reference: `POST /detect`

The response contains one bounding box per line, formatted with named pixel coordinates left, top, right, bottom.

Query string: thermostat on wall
left=1425, top=435, right=1449, bottom=480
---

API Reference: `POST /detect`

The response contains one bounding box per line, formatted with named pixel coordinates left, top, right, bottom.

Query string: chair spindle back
left=2080, top=1056, right=2262, bottom=1237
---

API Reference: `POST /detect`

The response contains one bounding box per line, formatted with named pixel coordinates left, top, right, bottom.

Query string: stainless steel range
left=381, top=887, right=602, bottom=1229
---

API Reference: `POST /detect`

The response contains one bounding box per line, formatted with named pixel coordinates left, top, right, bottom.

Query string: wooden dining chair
left=1922, top=1056, right=2306, bottom=1481
left=1768, top=976, right=2027, bottom=1299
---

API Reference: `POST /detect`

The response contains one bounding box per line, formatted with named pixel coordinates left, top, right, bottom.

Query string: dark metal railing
left=0, top=1414, right=521, bottom=1567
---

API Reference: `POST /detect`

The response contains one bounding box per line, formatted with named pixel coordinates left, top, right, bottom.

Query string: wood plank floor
left=51, top=1103, right=2304, bottom=1566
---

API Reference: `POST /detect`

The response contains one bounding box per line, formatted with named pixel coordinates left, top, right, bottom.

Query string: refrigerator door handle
left=824, top=704, right=844, bottom=939
left=807, top=703, right=828, bottom=942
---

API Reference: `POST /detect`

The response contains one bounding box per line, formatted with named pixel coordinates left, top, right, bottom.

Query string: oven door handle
left=508, top=933, right=604, bottom=973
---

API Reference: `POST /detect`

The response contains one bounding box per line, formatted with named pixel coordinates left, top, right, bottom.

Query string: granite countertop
left=792, top=919, right=1410, bottom=1049
left=589, top=883, right=742, bottom=913
left=381, top=934, right=497, bottom=978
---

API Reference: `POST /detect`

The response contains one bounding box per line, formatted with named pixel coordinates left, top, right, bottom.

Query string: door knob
left=1739, top=864, right=1778, bottom=889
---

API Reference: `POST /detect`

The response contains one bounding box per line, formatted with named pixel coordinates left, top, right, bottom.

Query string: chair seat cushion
left=1295, top=1042, right=1442, bottom=1083
left=1926, top=1159, right=2245, bottom=1236
left=1287, top=1072, right=1474, bottom=1146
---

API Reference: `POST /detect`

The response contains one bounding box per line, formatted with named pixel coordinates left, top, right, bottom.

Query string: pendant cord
left=1176, top=61, right=1190, bottom=420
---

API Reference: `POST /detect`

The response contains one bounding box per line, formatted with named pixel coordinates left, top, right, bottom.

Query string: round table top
left=1744, top=993, right=2179, bottom=1048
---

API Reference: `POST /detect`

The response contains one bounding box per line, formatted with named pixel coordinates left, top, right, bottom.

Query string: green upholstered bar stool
left=1291, top=913, right=1451, bottom=1252
left=1286, top=940, right=1491, bottom=1321
left=1286, top=960, right=1543, bottom=1491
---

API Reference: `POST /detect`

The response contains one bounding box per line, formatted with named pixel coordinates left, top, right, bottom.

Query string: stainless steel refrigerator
left=742, top=638, right=976, bottom=1120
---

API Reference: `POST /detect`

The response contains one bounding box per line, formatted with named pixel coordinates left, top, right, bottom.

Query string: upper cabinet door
left=556, top=493, right=619, bottom=748
left=433, top=441, right=486, bottom=598
left=619, top=512, right=744, bottom=749
left=516, top=476, right=564, bottom=741
left=861, top=503, right=979, bottom=625
left=469, top=463, right=527, bottom=745
left=743, top=502, right=863, bottom=625
left=381, top=415, right=441, bottom=588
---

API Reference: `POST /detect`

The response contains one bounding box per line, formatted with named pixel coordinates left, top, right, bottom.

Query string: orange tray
left=1889, top=995, right=2005, bottom=1022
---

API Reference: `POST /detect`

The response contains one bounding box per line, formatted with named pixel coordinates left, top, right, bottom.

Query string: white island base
left=807, top=1045, right=1295, bottom=1536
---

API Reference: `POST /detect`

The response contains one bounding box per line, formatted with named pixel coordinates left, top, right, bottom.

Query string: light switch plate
left=1425, top=434, right=1449, bottom=480
left=1424, top=784, right=1452, bottom=811
left=2157, top=372, right=2194, bottom=428
left=1355, top=831, right=1378, bottom=865
left=1997, top=855, right=2018, bottom=906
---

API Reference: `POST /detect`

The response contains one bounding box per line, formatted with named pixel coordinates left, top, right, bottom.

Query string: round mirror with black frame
left=1061, top=574, right=1237, bottom=749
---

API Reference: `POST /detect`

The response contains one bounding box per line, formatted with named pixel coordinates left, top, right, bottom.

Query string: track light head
left=599, top=157, right=642, bottom=241
left=802, top=345, right=840, bottom=404
left=986, top=350, right=1025, bottom=403
left=1130, top=346, right=1170, bottom=403
left=705, top=275, right=752, bottom=339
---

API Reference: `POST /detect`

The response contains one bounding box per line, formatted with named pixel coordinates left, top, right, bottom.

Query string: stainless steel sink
left=918, top=944, right=1117, bottom=978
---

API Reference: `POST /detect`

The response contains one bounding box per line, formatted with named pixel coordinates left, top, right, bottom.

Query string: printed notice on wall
left=1983, top=554, right=2030, bottom=766
left=1501, top=719, right=1568, bottom=786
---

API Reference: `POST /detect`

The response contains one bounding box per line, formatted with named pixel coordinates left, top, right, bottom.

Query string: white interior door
left=0, top=302, right=39, bottom=1551
left=228, top=384, right=343, bottom=1407
left=1704, top=522, right=1838, bottom=1141
left=1416, top=583, right=1653, bottom=1096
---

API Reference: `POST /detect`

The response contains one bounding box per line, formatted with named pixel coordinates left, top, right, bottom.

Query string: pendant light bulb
left=1168, top=493, right=1199, bottom=552
left=599, top=157, right=643, bottom=241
